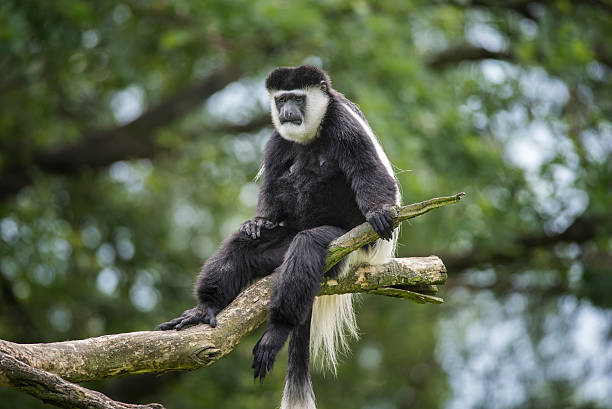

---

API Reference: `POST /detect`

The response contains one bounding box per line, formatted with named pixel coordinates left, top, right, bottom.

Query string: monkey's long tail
left=281, top=312, right=316, bottom=409
left=310, top=293, right=357, bottom=373
left=309, top=233, right=397, bottom=373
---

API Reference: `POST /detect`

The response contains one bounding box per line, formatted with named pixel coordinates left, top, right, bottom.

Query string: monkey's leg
left=159, top=226, right=296, bottom=330
left=252, top=225, right=347, bottom=380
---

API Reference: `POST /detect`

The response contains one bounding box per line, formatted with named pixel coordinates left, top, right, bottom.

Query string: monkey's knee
left=269, top=226, right=347, bottom=327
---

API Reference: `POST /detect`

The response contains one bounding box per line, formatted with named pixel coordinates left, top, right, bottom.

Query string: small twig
left=327, top=192, right=465, bottom=267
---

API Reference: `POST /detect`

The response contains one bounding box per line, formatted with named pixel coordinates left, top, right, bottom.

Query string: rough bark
left=0, top=352, right=164, bottom=409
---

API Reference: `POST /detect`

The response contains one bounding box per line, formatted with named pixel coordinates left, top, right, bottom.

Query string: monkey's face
left=269, top=87, right=329, bottom=144
left=275, top=92, right=306, bottom=125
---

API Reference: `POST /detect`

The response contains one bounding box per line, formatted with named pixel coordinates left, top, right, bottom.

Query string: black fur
left=283, top=308, right=315, bottom=405
left=266, top=65, right=331, bottom=91
left=159, top=66, right=399, bottom=398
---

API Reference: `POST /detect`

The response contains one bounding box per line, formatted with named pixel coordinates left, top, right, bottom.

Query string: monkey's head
left=266, top=66, right=331, bottom=144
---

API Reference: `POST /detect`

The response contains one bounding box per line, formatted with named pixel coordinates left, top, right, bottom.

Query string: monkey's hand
left=252, top=324, right=291, bottom=381
left=157, top=303, right=220, bottom=330
left=366, top=208, right=394, bottom=241
left=240, top=217, right=278, bottom=240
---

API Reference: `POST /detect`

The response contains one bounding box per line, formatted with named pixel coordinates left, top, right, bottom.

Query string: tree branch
left=427, top=45, right=513, bottom=70
left=443, top=213, right=602, bottom=271
left=206, top=113, right=271, bottom=135
left=0, top=194, right=464, bottom=407
left=0, top=352, right=164, bottom=409
left=327, top=192, right=466, bottom=267
left=0, top=256, right=447, bottom=385
left=0, top=66, right=241, bottom=200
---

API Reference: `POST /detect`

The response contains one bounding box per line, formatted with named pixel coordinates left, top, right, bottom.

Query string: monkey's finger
left=201, top=314, right=210, bottom=325
left=380, top=214, right=393, bottom=240
left=380, top=223, right=392, bottom=240
left=158, top=317, right=183, bottom=330
left=382, top=228, right=392, bottom=241
left=253, top=346, right=267, bottom=380
left=181, top=308, right=197, bottom=318
left=242, top=224, right=251, bottom=237
left=159, top=317, right=182, bottom=329
left=252, top=353, right=262, bottom=378
left=207, top=310, right=217, bottom=328
left=368, top=217, right=381, bottom=235
left=174, top=320, right=190, bottom=330
left=384, top=212, right=393, bottom=229
left=159, top=306, right=201, bottom=329
left=247, top=223, right=256, bottom=239
left=267, top=351, right=277, bottom=373
left=252, top=337, right=263, bottom=355
left=373, top=216, right=386, bottom=238
left=254, top=354, right=263, bottom=380
left=175, top=315, right=200, bottom=330
left=257, top=351, right=269, bottom=381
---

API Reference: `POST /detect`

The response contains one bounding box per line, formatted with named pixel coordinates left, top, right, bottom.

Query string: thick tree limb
left=0, top=194, right=463, bottom=408
left=0, top=352, right=164, bottom=409
left=0, top=256, right=448, bottom=386
left=443, top=213, right=602, bottom=271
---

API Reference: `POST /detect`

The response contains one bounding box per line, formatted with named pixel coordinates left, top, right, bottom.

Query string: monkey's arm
left=243, top=133, right=290, bottom=239
left=335, top=134, right=398, bottom=240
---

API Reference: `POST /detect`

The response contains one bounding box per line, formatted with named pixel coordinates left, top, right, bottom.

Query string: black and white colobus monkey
left=160, top=66, right=400, bottom=409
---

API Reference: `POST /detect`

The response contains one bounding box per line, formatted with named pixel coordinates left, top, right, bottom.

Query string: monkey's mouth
left=280, top=119, right=303, bottom=125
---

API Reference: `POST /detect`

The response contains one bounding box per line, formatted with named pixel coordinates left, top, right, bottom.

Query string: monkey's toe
left=252, top=344, right=277, bottom=381
left=251, top=325, right=290, bottom=381
left=158, top=304, right=219, bottom=331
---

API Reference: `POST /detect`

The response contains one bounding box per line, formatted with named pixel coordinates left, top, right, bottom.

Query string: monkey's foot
left=158, top=303, right=220, bottom=330
left=252, top=324, right=291, bottom=381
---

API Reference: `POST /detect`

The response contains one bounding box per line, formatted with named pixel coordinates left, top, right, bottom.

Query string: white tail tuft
left=310, top=293, right=358, bottom=373
left=280, top=379, right=316, bottom=409
left=310, top=230, right=398, bottom=373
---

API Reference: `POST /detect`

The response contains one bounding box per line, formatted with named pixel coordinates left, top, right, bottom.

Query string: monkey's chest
left=277, top=153, right=360, bottom=228
left=281, top=154, right=340, bottom=192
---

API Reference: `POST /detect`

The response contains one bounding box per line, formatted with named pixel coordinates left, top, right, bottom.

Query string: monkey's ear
left=319, top=81, right=327, bottom=93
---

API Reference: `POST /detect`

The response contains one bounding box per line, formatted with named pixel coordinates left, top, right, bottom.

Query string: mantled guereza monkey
left=160, top=66, right=400, bottom=409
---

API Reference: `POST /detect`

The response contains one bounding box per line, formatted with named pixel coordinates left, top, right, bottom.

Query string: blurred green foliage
left=0, top=1, right=611, bottom=408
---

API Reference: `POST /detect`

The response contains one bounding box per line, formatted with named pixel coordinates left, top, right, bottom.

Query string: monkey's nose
left=280, top=109, right=302, bottom=124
